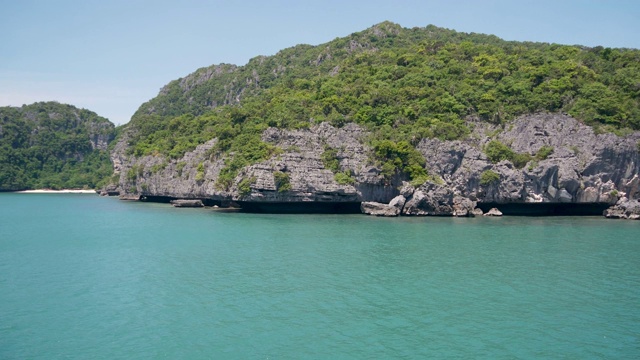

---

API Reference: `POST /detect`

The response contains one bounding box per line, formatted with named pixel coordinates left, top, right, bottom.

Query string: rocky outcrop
left=170, top=199, right=204, bottom=208
left=399, top=182, right=478, bottom=216
left=604, top=198, right=640, bottom=219
left=484, top=208, right=503, bottom=217
left=112, top=122, right=395, bottom=205
left=403, top=182, right=455, bottom=216
left=361, top=201, right=400, bottom=216
left=119, top=193, right=140, bottom=201
left=111, top=113, right=640, bottom=218
left=417, top=114, right=640, bottom=207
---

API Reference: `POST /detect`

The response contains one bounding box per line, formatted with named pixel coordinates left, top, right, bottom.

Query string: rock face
left=417, top=114, right=640, bottom=206
left=403, top=182, right=456, bottom=216
left=111, top=113, right=640, bottom=217
left=112, top=122, right=395, bottom=205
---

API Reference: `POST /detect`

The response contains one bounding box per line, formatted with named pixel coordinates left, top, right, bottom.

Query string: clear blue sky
left=1, top=0, right=639, bottom=125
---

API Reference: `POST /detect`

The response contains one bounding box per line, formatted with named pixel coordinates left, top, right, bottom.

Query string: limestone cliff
left=111, top=113, right=640, bottom=217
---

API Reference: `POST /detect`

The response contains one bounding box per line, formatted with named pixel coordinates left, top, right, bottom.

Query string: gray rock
left=399, top=182, right=415, bottom=198
left=452, top=196, right=476, bottom=217
left=471, top=208, right=484, bottom=216
left=604, top=198, right=640, bottom=220
left=603, top=207, right=627, bottom=219
left=558, top=189, right=573, bottom=203
left=403, top=182, right=455, bottom=216
left=119, top=194, right=140, bottom=201
left=484, top=208, right=503, bottom=216
left=389, top=195, right=406, bottom=209
left=361, top=202, right=400, bottom=216
left=170, top=199, right=204, bottom=208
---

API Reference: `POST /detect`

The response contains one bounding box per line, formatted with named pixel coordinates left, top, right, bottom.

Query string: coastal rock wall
left=111, top=113, right=640, bottom=216
left=112, top=136, right=229, bottom=200
left=417, top=113, right=639, bottom=207
left=111, top=122, right=396, bottom=204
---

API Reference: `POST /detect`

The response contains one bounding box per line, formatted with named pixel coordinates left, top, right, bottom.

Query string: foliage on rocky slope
left=0, top=102, right=115, bottom=190
left=122, top=22, right=640, bottom=187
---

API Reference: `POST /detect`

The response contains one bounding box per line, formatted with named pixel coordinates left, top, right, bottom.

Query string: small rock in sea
left=360, top=201, right=400, bottom=216
left=483, top=208, right=503, bottom=217
left=170, top=199, right=204, bottom=208
left=471, top=208, right=484, bottom=217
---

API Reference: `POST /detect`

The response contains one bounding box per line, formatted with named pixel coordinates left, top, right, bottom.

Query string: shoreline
left=15, top=189, right=97, bottom=194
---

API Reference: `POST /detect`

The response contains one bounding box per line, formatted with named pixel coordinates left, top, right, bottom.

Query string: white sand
left=16, top=189, right=97, bottom=194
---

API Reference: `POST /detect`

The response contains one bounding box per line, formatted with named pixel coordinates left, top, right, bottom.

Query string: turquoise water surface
left=1, top=194, right=639, bottom=359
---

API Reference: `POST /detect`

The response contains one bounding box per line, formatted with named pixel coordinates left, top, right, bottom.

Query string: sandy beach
left=16, top=189, right=97, bottom=194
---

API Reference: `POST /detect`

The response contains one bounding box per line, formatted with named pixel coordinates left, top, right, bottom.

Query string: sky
left=1, top=0, right=639, bottom=125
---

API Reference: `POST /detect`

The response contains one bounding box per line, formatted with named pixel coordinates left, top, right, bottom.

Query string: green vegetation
left=372, top=139, right=429, bottom=184
left=321, top=146, right=341, bottom=172
left=535, top=145, right=554, bottom=160
left=485, top=140, right=515, bottom=163
left=238, top=176, right=256, bottom=196
left=273, top=171, right=291, bottom=192
left=334, top=171, right=356, bottom=185
left=484, top=140, right=532, bottom=169
left=320, top=146, right=356, bottom=185
left=215, top=137, right=281, bottom=190
left=150, top=162, right=168, bottom=174
left=126, top=167, right=138, bottom=181
left=120, top=22, right=640, bottom=186
left=0, top=102, right=115, bottom=190
left=484, top=142, right=552, bottom=170
left=175, top=162, right=186, bottom=177
left=480, top=170, right=500, bottom=185
left=195, top=162, right=205, bottom=182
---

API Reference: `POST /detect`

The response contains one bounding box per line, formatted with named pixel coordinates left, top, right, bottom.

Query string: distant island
left=0, top=102, right=115, bottom=191
left=2, top=22, right=639, bottom=218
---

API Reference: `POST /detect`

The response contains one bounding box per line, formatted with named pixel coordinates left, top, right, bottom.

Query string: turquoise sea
left=0, top=193, right=639, bottom=359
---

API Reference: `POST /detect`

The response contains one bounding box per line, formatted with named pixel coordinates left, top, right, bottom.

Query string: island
left=2, top=22, right=639, bottom=218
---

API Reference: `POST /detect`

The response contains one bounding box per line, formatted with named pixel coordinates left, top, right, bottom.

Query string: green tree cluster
left=273, top=171, right=291, bottom=192
left=480, top=170, right=500, bottom=185
left=484, top=140, right=532, bottom=169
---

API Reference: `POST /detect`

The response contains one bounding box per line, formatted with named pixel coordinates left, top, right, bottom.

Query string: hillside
left=112, top=22, right=640, bottom=216
left=122, top=22, right=639, bottom=183
left=0, top=102, right=116, bottom=191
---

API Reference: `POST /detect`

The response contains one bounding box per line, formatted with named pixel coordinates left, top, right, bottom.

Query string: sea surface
left=1, top=193, right=639, bottom=359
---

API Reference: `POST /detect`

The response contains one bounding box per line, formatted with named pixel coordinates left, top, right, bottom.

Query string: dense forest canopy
left=0, top=102, right=116, bottom=190
left=124, top=22, right=640, bottom=187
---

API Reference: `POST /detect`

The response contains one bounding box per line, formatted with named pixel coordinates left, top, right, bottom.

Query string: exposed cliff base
left=476, top=202, right=611, bottom=216
left=111, top=113, right=640, bottom=218
left=129, top=195, right=611, bottom=216
left=237, top=201, right=361, bottom=214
